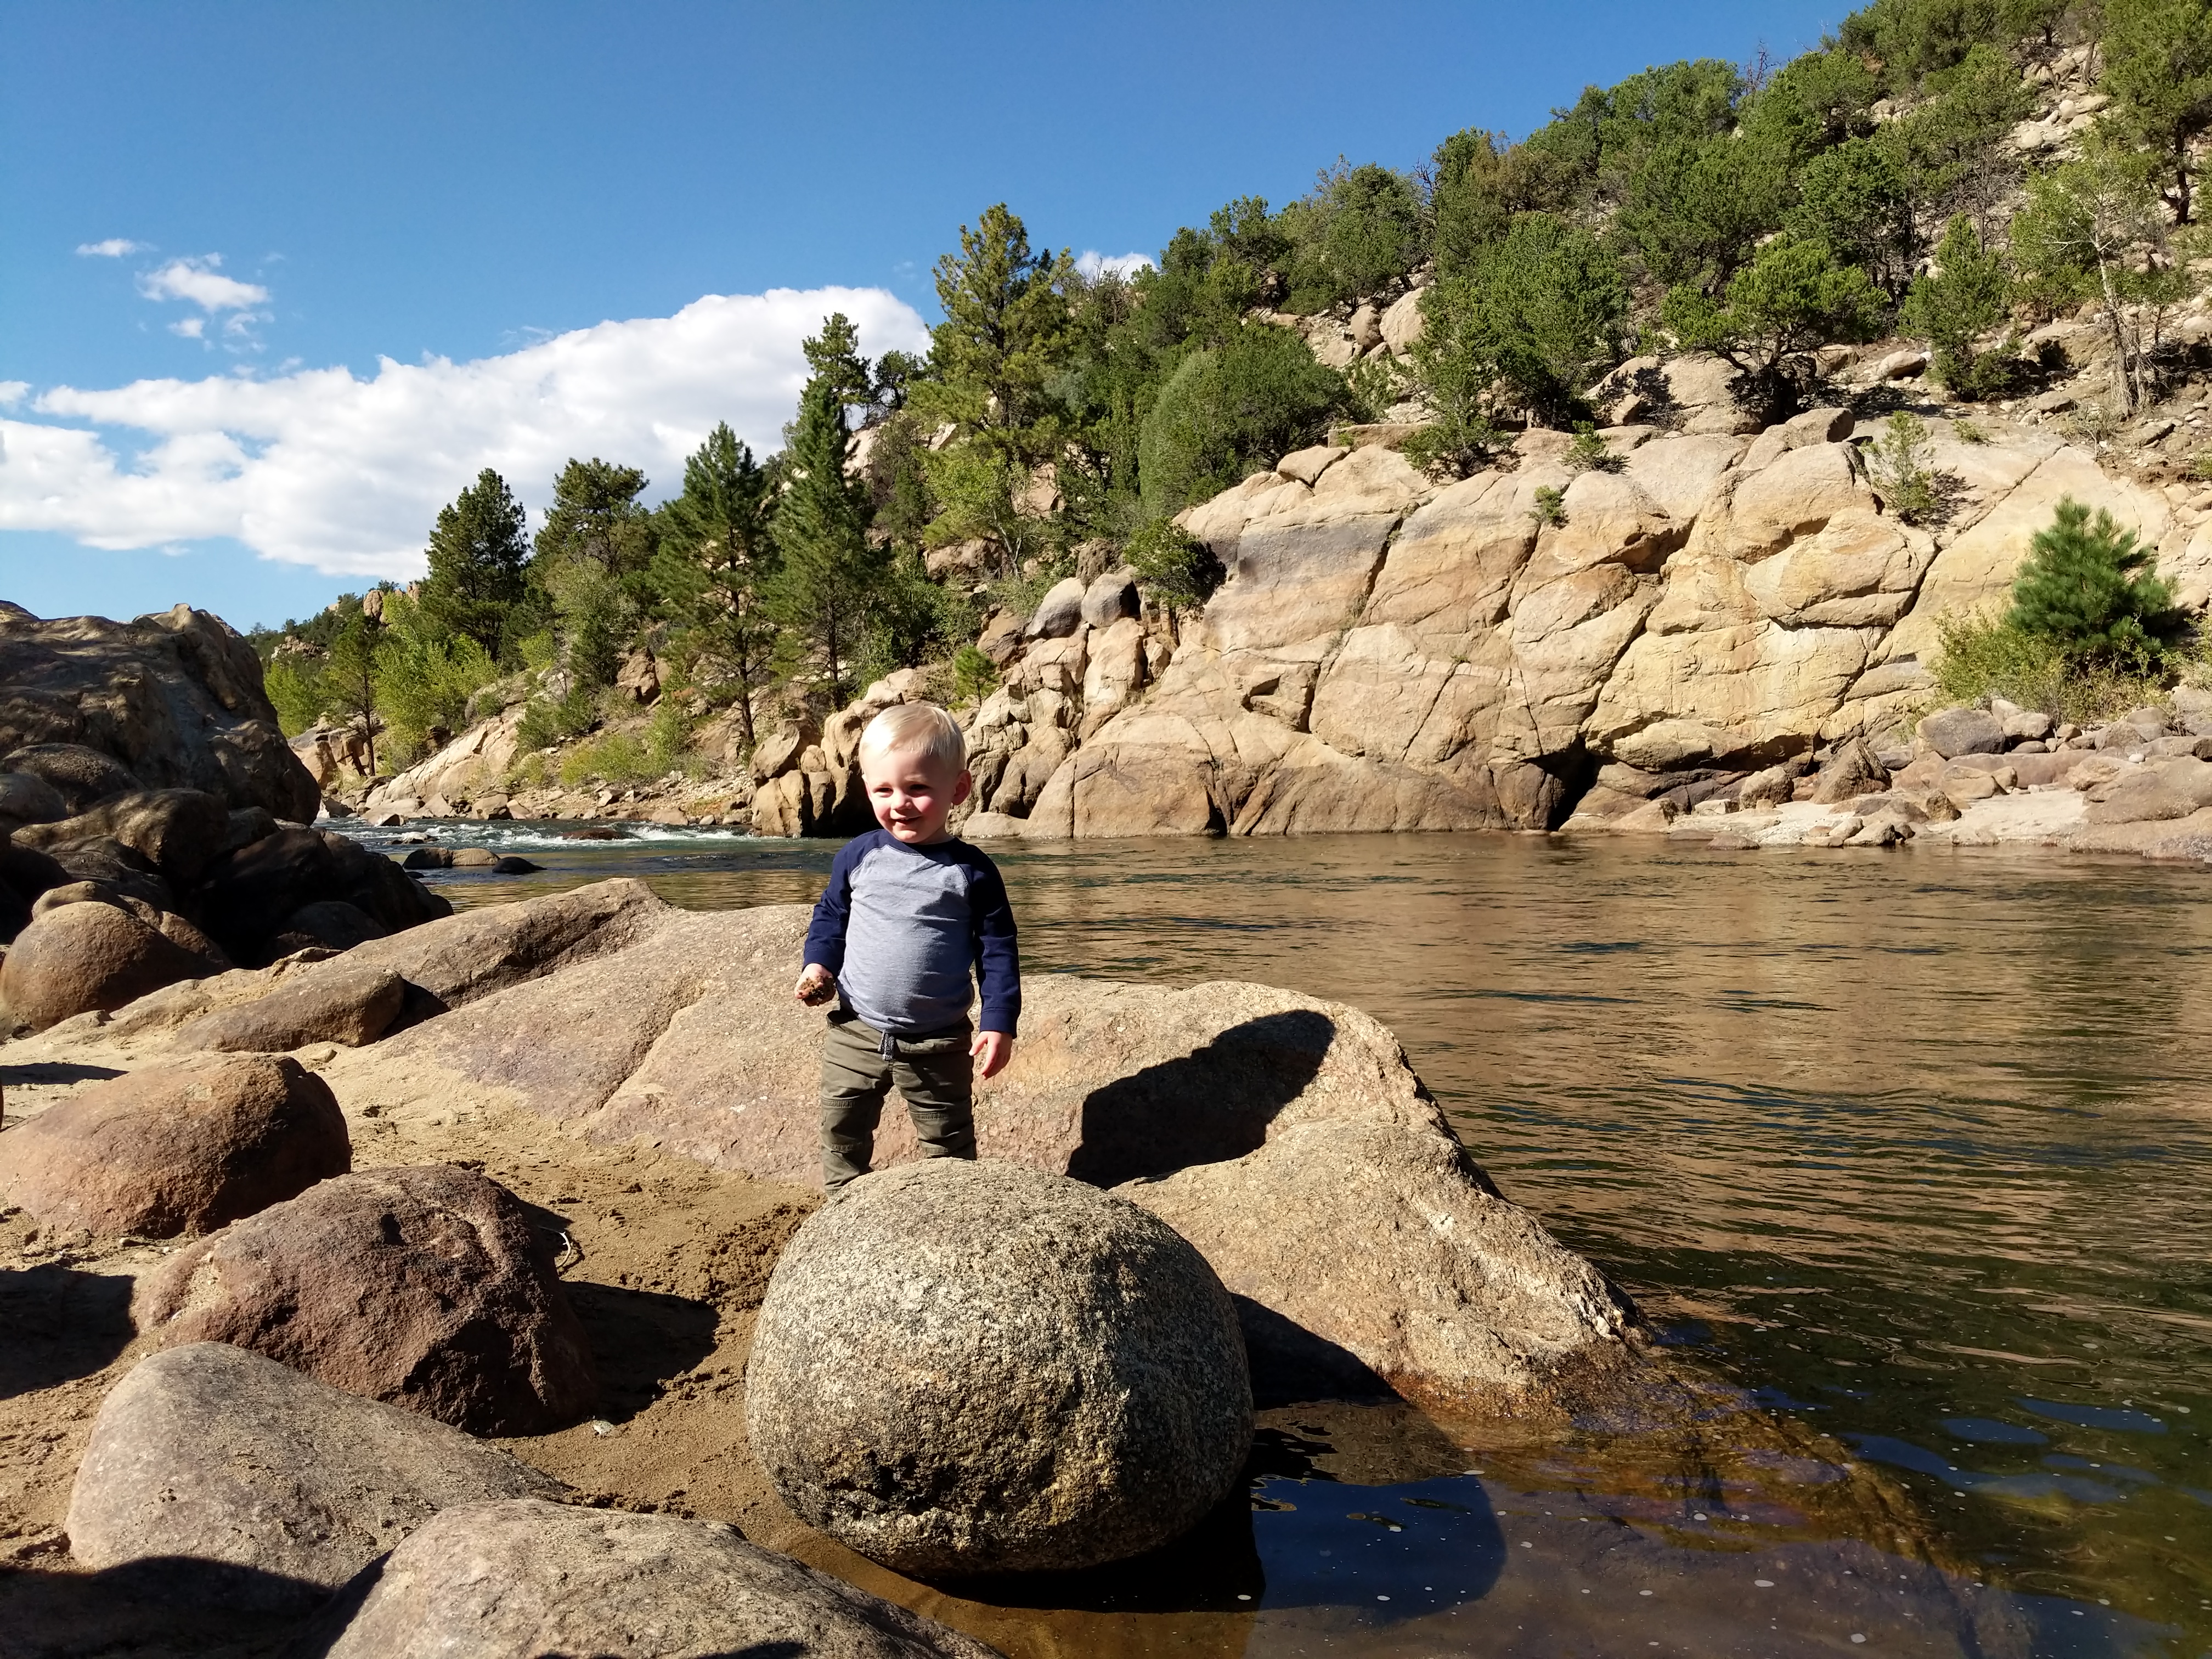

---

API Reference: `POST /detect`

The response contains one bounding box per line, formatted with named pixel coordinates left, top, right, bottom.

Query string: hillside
left=254, top=0, right=2210, bottom=837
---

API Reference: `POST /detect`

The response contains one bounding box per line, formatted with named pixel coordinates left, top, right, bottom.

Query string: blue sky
left=1, top=1, right=1847, bottom=631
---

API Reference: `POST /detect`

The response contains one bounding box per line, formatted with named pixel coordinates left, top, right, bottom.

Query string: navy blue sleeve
left=960, top=842, right=1021, bottom=1037
left=804, top=834, right=878, bottom=974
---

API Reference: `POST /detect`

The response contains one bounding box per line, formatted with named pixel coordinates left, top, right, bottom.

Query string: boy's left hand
left=972, top=1030, right=1013, bottom=1081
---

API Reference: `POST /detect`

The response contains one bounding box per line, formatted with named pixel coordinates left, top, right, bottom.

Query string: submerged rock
left=292, top=1499, right=1002, bottom=1658
left=746, top=1159, right=1250, bottom=1576
left=136, top=1164, right=596, bottom=1434
left=0, top=1052, right=349, bottom=1238
left=67, top=1343, right=565, bottom=1610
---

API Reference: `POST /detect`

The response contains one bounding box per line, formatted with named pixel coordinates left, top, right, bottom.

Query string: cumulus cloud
left=77, top=238, right=150, bottom=258
left=1075, top=249, right=1154, bottom=281
left=170, top=317, right=206, bottom=340
left=0, top=286, right=930, bottom=579
left=138, top=255, right=270, bottom=312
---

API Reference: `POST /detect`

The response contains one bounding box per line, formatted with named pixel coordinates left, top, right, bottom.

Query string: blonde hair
left=859, top=701, right=967, bottom=775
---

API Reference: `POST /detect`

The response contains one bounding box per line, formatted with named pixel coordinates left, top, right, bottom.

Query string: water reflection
left=377, top=822, right=2212, bottom=1652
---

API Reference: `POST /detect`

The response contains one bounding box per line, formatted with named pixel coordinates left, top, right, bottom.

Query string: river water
left=368, top=822, right=2212, bottom=1657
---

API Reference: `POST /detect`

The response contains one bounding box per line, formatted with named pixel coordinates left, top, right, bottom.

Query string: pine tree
left=2008, top=497, right=2182, bottom=662
left=652, top=423, right=779, bottom=747
left=770, top=345, right=884, bottom=707
left=323, top=609, right=384, bottom=775
left=420, top=469, right=529, bottom=657
left=1902, top=215, right=2014, bottom=399
left=533, top=458, right=657, bottom=689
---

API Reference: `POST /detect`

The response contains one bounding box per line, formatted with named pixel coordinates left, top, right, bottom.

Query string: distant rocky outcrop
left=0, top=604, right=452, bottom=1022
left=0, top=602, right=319, bottom=820
left=955, top=393, right=2207, bottom=838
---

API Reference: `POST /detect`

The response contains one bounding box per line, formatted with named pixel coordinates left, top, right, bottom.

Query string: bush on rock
left=746, top=1159, right=1251, bottom=1577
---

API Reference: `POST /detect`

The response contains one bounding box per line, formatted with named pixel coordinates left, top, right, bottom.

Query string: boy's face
left=859, top=741, right=971, bottom=845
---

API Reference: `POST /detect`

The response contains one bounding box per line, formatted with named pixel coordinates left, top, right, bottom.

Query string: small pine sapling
left=2007, top=496, right=2183, bottom=664
left=1528, top=485, right=1567, bottom=528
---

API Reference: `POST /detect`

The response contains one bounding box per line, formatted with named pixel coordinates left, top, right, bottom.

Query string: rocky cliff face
left=0, top=602, right=319, bottom=822
left=970, top=397, right=2208, bottom=838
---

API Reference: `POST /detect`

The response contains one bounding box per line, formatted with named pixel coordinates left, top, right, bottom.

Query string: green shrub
left=2190, top=452, right=2212, bottom=484
left=952, top=645, right=1000, bottom=704
left=1124, top=518, right=1224, bottom=613
left=1529, top=486, right=1567, bottom=528
left=1864, top=412, right=1940, bottom=524
left=1902, top=216, right=2016, bottom=400
left=512, top=683, right=600, bottom=757
left=1564, top=426, right=1622, bottom=473
left=2009, top=496, right=2183, bottom=662
left=644, top=698, right=695, bottom=778
left=1931, top=609, right=2174, bottom=723
left=1137, top=325, right=1346, bottom=515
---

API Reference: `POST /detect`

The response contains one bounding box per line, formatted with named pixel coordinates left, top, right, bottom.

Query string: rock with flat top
left=291, top=1499, right=1001, bottom=1658
left=13, top=788, right=230, bottom=885
left=747, top=1159, right=1250, bottom=1576
left=1917, top=707, right=2005, bottom=758
left=136, top=1164, right=596, bottom=1434
left=172, top=961, right=406, bottom=1052
left=67, top=1343, right=565, bottom=1611
left=1079, top=567, right=1141, bottom=630
left=0, top=1052, right=348, bottom=1238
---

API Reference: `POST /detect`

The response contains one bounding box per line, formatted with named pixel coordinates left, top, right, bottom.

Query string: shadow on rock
left=1236, top=1297, right=1394, bottom=1409
left=0, top=1265, right=133, bottom=1399
left=0, top=1558, right=324, bottom=1658
left=2, top=1062, right=127, bottom=1091
left=561, top=1281, right=720, bottom=1423
left=1065, top=1009, right=1333, bottom=1187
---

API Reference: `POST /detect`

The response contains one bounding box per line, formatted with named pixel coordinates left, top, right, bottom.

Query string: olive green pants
left=818, top=1012, right=976, bottom=1190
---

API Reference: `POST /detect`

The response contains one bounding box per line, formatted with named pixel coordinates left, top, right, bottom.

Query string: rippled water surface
left=377, top=822, right=2212, bottom=1655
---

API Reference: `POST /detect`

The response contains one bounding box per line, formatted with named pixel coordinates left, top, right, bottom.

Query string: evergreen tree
left=802, top=312, right=875, bottom=411
left=652, top=422, right=780, bottom=747
left=1662, top=234, right=1887, bottom=415
left=770, top=341, right=884, bottom=707
left=533, top=457, right=657, bottom=687
left=2100, top=0, right=2212, bottom=223
left=323, top=609, right=384, bottom=775
left=912, top=204, right=1074, bottom=464
left=1903, top=215, right=2015, bottom=398
left=2008, top=497, right=2182, bottom=662
left=420, top=468, right=529, bottom=658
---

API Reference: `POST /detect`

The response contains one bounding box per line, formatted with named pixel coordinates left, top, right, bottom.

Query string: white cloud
left=138, top=255, right=270, bottom=312
left=0, top=383, right=26, bottom=407
left=77, top=238, right=151, bottom=258
left=1075, top=249, right=1154, bottom=281
left=0, top=286, right=930, bottom=579
left=170, top=317, right=206, bottom=340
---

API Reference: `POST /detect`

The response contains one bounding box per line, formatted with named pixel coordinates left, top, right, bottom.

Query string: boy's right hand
left=794, top=964, right=837, bottom=1007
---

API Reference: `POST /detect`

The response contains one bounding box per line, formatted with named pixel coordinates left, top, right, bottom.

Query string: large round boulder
left=67, top=1343, right=566, bottom=1612
left=0, top=898, right=212, bottom=1029
left=1917, top=706, right=2005, bottom=759
left=172, top=961, right=406, bottom=1052
left=745, top=1159, right=1251, bottom=1576
left=13, top=787, right=231, bottom=885
left=135, top=1163, right=597, bottom=1435
left=0, top=769, right=68, bottom=830
left=293, top=1499, right=1001, bottom=1659
left=0, top=1052, right=349, bottom=1238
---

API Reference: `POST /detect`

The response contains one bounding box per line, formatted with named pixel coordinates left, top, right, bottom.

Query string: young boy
left=793, top=702, right=1019, bottom=1190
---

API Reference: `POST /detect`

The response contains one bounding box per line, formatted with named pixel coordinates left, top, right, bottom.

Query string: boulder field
left=18, top=877, right=1645, bottom=1423
left=0, top=602, right=455, bottom=1028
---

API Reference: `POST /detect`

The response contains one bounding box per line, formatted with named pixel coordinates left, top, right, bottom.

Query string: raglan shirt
left=803, top=831, right=1020, bottom=1038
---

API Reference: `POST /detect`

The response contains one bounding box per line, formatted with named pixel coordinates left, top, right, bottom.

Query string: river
left=365, top=821, right=2212, bottom=1657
